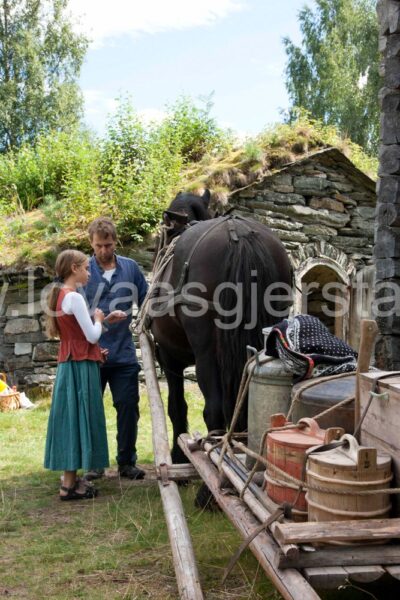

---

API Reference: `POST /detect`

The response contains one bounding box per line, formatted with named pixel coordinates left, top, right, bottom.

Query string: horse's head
left=163, top=189, right=212, bottom=234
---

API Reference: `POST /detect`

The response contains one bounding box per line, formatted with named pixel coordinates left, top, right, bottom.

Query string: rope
left=230, top=440, right=397, bottom=498
left=221, top=507, right=284, bottom=585
left=217, top=353, right=267, bottom=468
left=135, top=232, right=179, bottom=335
left=286, top=371, right=357, bottom=420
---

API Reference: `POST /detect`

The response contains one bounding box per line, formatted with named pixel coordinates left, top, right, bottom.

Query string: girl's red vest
left=56, top=288, right=102, bottom=363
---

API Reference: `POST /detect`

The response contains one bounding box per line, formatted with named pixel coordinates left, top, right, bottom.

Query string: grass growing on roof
left=0, top=109, right=378, bottom=270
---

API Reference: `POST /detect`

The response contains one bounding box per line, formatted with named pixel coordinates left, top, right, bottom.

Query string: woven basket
left=0, top=373, right=20, bottom=412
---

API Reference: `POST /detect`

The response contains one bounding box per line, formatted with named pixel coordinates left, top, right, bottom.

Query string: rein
left=143, top=215, right=258, bottom=324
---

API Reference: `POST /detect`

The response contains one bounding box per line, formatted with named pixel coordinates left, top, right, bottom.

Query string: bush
left=4, top=97, right=376, bottom=258
left=163, top=95, right=230, bottom=162
left=0, top=128, right=101, bottom=213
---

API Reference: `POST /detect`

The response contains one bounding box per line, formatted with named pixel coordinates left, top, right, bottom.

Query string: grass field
left=0, top=382, right=281, bottom=600
left=1, top=382, right=395, bottom=599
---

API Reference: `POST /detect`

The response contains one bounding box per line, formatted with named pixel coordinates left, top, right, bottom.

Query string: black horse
left=149, top=190, right=293, bottom=463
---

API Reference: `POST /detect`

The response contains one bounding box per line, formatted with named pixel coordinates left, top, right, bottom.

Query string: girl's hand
left=105, top=310, right=127, bottom=324
left=100, top=347, right=109, bottom=360
left=94, top=308, right=105, bottom=323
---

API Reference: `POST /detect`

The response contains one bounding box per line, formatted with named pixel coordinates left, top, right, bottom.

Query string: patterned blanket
left=265, top=315, right=358, bottom=382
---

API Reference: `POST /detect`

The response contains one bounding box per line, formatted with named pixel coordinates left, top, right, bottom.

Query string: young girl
left=44, top=249, right=125, bottom=500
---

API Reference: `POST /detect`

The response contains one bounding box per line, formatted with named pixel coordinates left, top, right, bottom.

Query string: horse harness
left=138, top=215, right=258, bottom=329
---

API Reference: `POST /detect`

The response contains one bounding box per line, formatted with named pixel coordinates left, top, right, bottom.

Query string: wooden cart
left=140, top=325, right=400, bottom=599
left=178, top=432, right=400, bottom=599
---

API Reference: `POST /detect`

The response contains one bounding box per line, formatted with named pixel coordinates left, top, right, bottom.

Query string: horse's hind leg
left=196, top=355, right=224, bottom=434
left=157, top=347, right=188, bottom=464
left=182, top=321, right=225, bottom=510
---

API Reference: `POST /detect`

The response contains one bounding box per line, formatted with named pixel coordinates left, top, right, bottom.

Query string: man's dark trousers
left=100, top=364, right=140, bottom=466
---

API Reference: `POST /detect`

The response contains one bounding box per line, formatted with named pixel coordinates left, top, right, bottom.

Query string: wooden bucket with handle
left=306, top=434, right=392, bottom=528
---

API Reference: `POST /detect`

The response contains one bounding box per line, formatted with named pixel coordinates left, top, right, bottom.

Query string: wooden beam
left=354, top=319, right=378, bottom=438
left=303, top=567, right=349, bottom=589
left=343, top=566, right=385, bottom=583
left=304, top=565, right=386, bottom=588
left=276, top=544, right=400, bottom=569
left=178, top=434, right=321, bottom=600
left=385, top=565, right=400, bottom=580
left=140, top=333, right=204, bottom=600
left=200, top=440, right=299, bottom=561
left=156, top=463, right=200, bottom=481
left=275, top=518, right=400, bottom=545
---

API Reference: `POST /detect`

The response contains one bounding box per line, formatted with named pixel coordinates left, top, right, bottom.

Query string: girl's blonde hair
left=46, top=249, right=88, bottom=339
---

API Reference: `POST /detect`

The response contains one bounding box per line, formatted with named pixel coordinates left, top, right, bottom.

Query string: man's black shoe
left=118, top=465, right=145, bottom=480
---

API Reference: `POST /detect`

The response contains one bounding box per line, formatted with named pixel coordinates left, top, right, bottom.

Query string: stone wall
left=0, top=265, right=151, bottom=392
left=376, top=0, right=400, bottom=368
left=0, top=267, right=58, bottom=392
left=229, top=149, right=376, bottom=269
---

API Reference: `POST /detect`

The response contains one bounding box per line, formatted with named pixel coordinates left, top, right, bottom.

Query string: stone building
left=229, top=147, right=376, bottom=350
left=0, top=147, right=376, bottom=391
left=0, top=267, right=56, bottom=392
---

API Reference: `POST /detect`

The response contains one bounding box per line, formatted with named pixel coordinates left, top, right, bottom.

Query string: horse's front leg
left=157, top=347, right=188, bottom=463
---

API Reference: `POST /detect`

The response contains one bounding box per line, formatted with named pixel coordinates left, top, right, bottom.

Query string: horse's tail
left=215, top=220, right=292, bottom=431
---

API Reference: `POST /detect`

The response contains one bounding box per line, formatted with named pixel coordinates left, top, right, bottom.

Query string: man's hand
left=100, top=347, right=109, bottom=359
left=105, top=310, right=127, bottom=324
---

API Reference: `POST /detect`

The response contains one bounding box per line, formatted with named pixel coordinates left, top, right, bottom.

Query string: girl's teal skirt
left=44, top=360, right=109, bottom=471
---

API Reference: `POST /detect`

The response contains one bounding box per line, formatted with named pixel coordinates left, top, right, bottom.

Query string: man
left=83, top=217, right=148, bottom=480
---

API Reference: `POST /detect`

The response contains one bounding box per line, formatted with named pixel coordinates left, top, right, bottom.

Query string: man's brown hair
left=88, top=217, right=117, bottom=241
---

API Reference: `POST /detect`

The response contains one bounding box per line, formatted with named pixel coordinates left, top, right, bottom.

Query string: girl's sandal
left=60, top=475, right=95, bottom=489
left=59, top=483, right=98, bottom=501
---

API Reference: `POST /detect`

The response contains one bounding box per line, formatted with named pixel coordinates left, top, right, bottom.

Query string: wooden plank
left=156, top=463, right=200, bottom=480
left=198, top=439, right=299, bottom=560
left=385, top=565, right=400, bottom=580
left=361, top=429, right=400, bottom=517
left=140, top=333, right=204, bottom=600
left=303, top=566, right=348, bottom=589
left=277, top=544, right=400, bottom=569
left=344, top=566, right=385, bottom=583
left=354, top=319, right=378, bottom=436
left=359, top=378, right=400, bottom=449
left=178, top=434, right=321, bottom=600
left=360, top=370, right=400, bottom=393
left=275, top=519, right=400, bottom=545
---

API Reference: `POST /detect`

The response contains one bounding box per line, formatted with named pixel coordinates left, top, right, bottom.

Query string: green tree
left=101, top=96, right=148, bottom=187
left=0, top=0, right=88, bottom=151
left=284, top=0, right=380, bottom=154
left=164, top=94, right=227, bottom=162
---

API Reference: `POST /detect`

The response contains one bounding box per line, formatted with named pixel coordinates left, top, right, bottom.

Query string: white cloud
left=83, top=89, right=118, bottom=118
left=67, top=0, right=246, bottom=47
left=83, top=89, right=168, bottom=133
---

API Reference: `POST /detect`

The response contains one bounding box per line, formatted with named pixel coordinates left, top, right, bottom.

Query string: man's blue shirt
left=82, top=255, right=148, bottom=366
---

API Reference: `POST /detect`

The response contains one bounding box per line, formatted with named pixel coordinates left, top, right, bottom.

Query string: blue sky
left=68, top=0, right=313, bottom=137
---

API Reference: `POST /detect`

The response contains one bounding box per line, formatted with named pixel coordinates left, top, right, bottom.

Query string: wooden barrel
left=306, top=434, right=392, bottom=526
left=264, top=414, right=343, bottom=521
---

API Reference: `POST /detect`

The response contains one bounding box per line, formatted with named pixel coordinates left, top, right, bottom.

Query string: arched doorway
left=301, top=264, right=347, bottom=338
left=291, top=242, right=355, bottom=342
